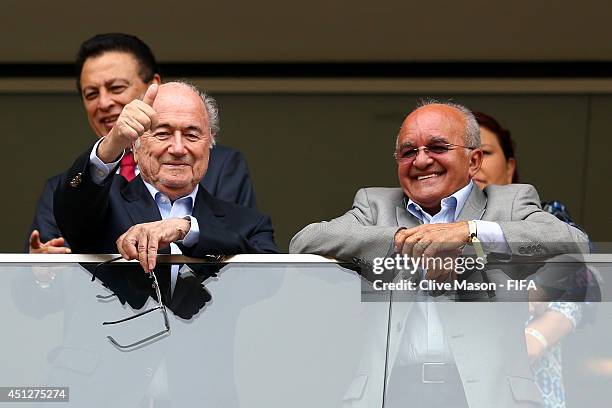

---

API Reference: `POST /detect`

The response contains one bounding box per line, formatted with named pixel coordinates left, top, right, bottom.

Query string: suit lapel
left=121, top=177, right=173, bottom=303
left=118, top=182, right=227, bottom=305
left=121, top=176, right=163, bottom=225
left=395, top=183, right=488, bottom=226
left=391, top=194, right=420, bottom=351
left=456, top=184, right=487, bottom=222
left=192, top=187, right=226, bottom=228
left=395, top=195, right=422, bottom=228
left=390, top=185, right=486, bottom=343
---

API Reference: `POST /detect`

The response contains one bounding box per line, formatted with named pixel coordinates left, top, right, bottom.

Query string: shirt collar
left=406, top=180, right=474, bottom=222
left=142, top=180, right=199, bottom=211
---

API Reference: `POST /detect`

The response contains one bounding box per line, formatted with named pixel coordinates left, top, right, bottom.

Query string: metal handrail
left=0, top=253, right=341, bottom=264
left=0, top=253, right=610, bottom=264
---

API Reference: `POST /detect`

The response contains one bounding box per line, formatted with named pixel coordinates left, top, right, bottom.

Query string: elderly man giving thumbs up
left=54, top=82, right=278, bottom=275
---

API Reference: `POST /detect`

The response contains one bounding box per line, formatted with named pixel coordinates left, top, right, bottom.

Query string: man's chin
left=403, top=186, right=446, bottom=209
left=154, top=179, right=197, bottom=200
left=159, top=178, right=192, bottom=189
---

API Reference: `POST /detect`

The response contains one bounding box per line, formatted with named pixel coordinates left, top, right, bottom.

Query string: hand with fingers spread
left=394, top=222, right=470, bottom=280
left=97, top=83, right=159, bottom=163
left=29, top=230, right=71, bottom=254
left=116, top=217, right=191, bottom=272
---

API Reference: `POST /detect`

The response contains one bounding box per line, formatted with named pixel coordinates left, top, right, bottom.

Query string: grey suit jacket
left=290, top=183, right=589, bottom=408
left=290, top=183, right=587, bottom=265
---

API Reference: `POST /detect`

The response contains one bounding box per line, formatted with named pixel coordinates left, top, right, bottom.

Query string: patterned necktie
left=119, top=151, right=136, bottom=182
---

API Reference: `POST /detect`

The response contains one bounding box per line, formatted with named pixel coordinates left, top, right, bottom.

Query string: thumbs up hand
left=97, top=84, right=159, bottom=163
left=141, top=83, right=158, bottom=107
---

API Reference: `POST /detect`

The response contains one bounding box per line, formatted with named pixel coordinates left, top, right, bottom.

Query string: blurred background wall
left=1, top=0, right=612, bottom=252
left=3, top=91, right=611, bottom=252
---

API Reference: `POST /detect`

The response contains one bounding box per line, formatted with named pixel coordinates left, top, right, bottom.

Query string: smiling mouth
left=100, top=115, right=118, bottom=126
left=417, top=173, right=439, bottom=180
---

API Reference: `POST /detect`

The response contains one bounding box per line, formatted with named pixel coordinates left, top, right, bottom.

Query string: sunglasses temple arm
left=102, top=305, right=162, bottom=325
left=107, top=328, right=170, bottom=350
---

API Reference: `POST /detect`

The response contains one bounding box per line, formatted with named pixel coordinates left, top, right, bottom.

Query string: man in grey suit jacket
left=290, top=101, right=588, bottom=408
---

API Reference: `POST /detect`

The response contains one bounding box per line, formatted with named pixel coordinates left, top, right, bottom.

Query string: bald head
left=396, top=101, right=480, bottom=150
left=152, top=82, right=209, bottom=129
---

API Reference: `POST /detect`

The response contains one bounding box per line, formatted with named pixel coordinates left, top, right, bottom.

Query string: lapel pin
left=69, top=172, right=83, bottom=188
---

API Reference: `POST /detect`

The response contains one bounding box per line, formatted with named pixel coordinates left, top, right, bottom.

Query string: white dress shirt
left=398, top=181, right=508, bottom=363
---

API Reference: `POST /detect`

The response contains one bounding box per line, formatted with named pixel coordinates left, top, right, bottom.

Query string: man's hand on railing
left=29, top=230, right=71, bottom=254
left=116, top=218, right=191, bottom=272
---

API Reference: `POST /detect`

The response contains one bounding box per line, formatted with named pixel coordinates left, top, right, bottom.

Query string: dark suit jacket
left=53, top=146, right=276, bottom=256
left=26, top=143, right=256, bottom=249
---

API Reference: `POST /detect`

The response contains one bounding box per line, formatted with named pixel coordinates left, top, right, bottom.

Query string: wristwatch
left=467, top=220, right=487, bottom=262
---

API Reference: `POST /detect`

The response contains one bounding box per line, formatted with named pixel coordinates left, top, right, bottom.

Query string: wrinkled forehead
left=153, top=84, right=209, bottom=128
left=397, top=105, right=466, bottom=146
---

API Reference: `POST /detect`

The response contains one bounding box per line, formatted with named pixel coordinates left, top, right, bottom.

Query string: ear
left=151, top=74, right=161, bottom=85
left=505, top=158, right=516, bottom=184
left=468, top=148, right=483, bottom=178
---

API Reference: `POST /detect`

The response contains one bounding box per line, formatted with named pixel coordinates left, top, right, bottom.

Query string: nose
left=167, top=132, right=187, bottom=156
left=97, top=89, right=114, bottom=111
left=412, top=147, right=433, bottom=168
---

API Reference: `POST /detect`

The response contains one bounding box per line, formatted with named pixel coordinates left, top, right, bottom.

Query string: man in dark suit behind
left=27, top=33, right=256, bottom=253
left=54, top=81, right=276, bottom=272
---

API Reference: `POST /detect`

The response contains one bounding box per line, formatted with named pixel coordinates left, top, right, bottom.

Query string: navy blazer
left=52, top=145, right=277, bottom=256
left=26, top=144, right=257, bottom=249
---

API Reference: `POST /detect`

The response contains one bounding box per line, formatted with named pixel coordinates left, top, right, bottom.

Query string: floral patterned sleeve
left=547, top=301, right=582, bottom=330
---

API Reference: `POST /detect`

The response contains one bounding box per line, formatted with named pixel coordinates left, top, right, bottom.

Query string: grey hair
left=168, top=80, right=219, bottom=146
left=395, top=99, right=481, bottom=151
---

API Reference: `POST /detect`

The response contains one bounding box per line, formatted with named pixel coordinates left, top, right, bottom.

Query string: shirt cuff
left=180, top=216, right=199, bottom=248
left=474, top=220, right=511, bottom=255
left=89, top=137, right=124, bottom=185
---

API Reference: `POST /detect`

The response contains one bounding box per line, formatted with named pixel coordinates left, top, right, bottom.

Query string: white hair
left=134, top=80, right=219, bottom=151
left=168, top=80, right=219, bottom=146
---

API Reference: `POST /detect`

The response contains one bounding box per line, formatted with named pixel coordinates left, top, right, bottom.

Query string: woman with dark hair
left=472, top=111, right=591, bottom=408
left=472, top=111, right=518, bottom=186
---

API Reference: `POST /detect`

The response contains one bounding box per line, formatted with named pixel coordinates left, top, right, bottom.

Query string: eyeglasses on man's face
left=393, top=142, right=476, bottom=164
